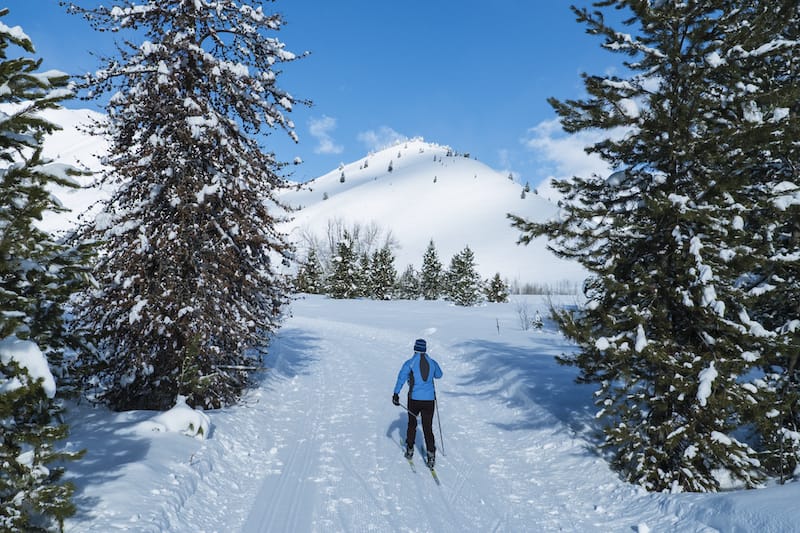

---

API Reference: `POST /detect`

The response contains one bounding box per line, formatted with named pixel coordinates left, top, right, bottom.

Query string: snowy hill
left=33, top=107, right=110, bottom=235
left=37, top=110, right=585, bottom=288
left=279, top=139, right=585, bottom=286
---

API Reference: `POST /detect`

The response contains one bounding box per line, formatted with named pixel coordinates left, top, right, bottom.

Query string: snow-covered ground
left=61, top=295, right=800, bottom=532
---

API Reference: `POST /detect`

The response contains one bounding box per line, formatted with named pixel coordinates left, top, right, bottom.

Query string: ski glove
left=392, top=393, right=400, bottom=406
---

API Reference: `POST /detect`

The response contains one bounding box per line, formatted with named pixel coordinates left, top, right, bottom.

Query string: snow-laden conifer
left=0, top=8, right=89, bottom=529
left=66, top=0, right=306, bottom=409
left=446, top=246, right=483, bottom=307
left=509, top=0, right=796, bottom=491
left=370, top=245, right=397, bottom=300
left=295, top=248, right=324, bottom=294
left=354, top=251, right=371, bottom=298
left=485, top=273, right=509, bottom=303
left=420, top=239, right=443, bottom=300
left=328, top=232, right=357, bottom=299
left=397, top=264, right=421, bottom=300
left=719, top=1, right=800, bottom=479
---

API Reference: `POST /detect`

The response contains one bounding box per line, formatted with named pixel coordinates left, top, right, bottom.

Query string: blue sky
left=6, top=1, right=619, bottom=187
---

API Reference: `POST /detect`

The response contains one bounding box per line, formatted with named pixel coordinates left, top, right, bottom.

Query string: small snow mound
left=637, top=523, right=651, bottom=533
left=132, top=395, right=212, bottom=439
left=0, top=336, right=56, bottom=398
left=422, top=327, right=437, bottom=335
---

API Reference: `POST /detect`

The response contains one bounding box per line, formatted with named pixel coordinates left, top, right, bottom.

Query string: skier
left=392, top=338, right=443, bottom=468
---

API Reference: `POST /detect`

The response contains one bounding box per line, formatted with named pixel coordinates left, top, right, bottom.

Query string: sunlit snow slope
left=39, top=109, right=585, bottom=287
left=279, top=139, right=585, bottom=286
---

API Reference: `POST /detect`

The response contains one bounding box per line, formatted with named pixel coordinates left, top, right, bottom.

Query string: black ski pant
left=406, top=398, right=436, bottom=454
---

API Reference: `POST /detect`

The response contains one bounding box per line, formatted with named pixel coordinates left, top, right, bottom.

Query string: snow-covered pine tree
left=354, top=251, right=371, bottom=298
left=420, top=239, right=443, bottom=300
left=295, top=248, right=324, bottom=294
left=509, top=1, right=782, bottom=492
left=370, top=245, right=397, bottom=300
left=0, top=9, right=89, bottom=529
left=66, top=0, right=306, bottom=410
left=328, top=232, right=357, bottom=299
left=717, top=2, right=800, bottom=479
left=397, top=264, right=421, bottom=300
left=485, top=273, right=509, bottom=303
left=446, top=246, right=482, bottom=307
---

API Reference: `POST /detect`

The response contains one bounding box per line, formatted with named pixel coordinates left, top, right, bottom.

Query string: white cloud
left=496, top=148, right=518, bottom=181
left=497, top=148, right=511, bottom=170
left=522, top=118, right=623, bottom=202
left=309, top=115, right=343, bottom=155
left=357, top=126, right=407, bottom=152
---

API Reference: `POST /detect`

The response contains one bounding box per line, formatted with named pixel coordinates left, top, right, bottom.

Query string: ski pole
left=435, top=392, right=445, bottom=456
left=398, top=402, right=418, bottom=419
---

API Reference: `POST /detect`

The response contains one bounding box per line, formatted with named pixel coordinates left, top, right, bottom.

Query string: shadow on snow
left=449, top=336, right=597, bottom=439
left=62, top=405, right=154, bottom=522
left=256, top=326, right=322, bottom=391
left=64, top=326, right=322, bottom=522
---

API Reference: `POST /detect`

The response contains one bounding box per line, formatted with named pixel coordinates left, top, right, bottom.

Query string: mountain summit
left=279, top=138, right=584, bottom=287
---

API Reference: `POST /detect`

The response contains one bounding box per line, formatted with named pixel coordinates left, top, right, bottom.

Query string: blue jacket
left=394, top=352, right=442, bottom=401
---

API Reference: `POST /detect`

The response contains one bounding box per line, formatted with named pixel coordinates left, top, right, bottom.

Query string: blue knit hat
left=414, top=338, right=427, bottom=353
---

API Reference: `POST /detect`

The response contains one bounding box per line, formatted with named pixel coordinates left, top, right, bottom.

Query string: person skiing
left=392, top=338, right=443, bottom=468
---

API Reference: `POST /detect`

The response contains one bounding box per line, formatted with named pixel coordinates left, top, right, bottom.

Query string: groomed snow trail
left=59, top=296, right=800, bottom=532
left=236, top=297, right=708, bottom=532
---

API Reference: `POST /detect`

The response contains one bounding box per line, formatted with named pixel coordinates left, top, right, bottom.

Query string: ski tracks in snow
left=240, top=315, right=503, bottom=532
left=241, top=317, right=399, bottom=532
left=235, top=301, right=707, bottom=533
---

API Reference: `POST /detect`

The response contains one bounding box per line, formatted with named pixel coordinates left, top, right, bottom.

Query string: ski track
left=237, top=316, right=496, bottom=532
left=233, top=308, right=696, bottom=533
left=81, top=297, right=715, bottom=533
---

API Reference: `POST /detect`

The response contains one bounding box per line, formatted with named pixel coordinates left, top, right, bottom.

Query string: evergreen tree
left=485, top=273, right=509, bottom=303
left=397, top=264, right=421, bottom=300
left=0, top=9, right=88, bottom=529
left=420, top=239, right=443, bottom=300
left=355, top=251, right=371, bottom=298
left=295, top=248, right=324, bottom=294
left=724, top=2, right=800, bottom=479
left=446, top=246, right=482, bottom=307
left=370, top=245, right=397, bottom=300
left=509, top=1, right=796, bottom=491
left=67, top=0, right=306, bottom=410
left=328, top=232, right=357, bottom=299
